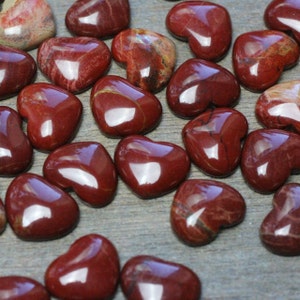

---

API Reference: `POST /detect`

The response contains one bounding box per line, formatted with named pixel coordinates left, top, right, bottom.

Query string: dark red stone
left=241, top=129, right=300, bottom=193
left=114, top=135, right=190, bottom=199
left=111, top=28, right=176, bottom=93
left=121, top=255, right=201, bottom=300
left=17, top=83, right=83, bottom=151
left=0, top=198, right=6, bottom=234
left=5, top=173, right=79, bottom=241
left=65, top=0, right=130, bottom=38
left=0, top=106, right=33, bottom=176
left=43, top=142, right=117, bottom=207
left=91, top=75, right=162, bottom=137
left=182, top=108, right=248, bottom=177
left=166, top=1, right=232, bottom=61
left=233, top=30, right=299, bottom=92
left=167, top=58, right=240, bottom=118
left=45, top=234, right=120, bottom=300
left=37, top=36, right=111, bottom=93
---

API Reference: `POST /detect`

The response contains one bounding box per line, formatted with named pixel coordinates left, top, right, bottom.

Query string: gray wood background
left=1, top=0, right=299, bottom=299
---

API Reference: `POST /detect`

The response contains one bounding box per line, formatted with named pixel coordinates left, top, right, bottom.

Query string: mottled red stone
left=0, top=198, right=6, bottom=234
left=241, top=129, right=300, bottom=193
left=233, top=30, right=299, bottom=92
left=91, top=75, right=162, bottom=137
left=45, top=234, right=120, bottom=300
left=166, top=1, right=232, bottom=61
left=43, top=142, right=117, bottom=207
left=65, top=0, right=130, bottom=38
left=5, top=173, right=79, bottom=241
left=111, top=28, right=176, bottom=93
left=114, top=135, right=190, bottom=199
left=0, top=106, right=33, bottom=176
left=121, top=255, right=201, bottom=300
left=167, top=58, right=240, bottom=118
left=37, top=37, right=111, bottom=93
left=183, top=108, right=248, bottom=176
left=17, top=83, right=82, bottom=151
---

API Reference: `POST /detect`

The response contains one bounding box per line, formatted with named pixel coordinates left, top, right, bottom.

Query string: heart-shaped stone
left=43, top=142, right=117, bottom=207
left=171, top=179, right=246, bottom=246
left=0, top=198, right=6, bottom=234
left=17, top=82, right=83, bottom=151
left=167, top=58, right=240, bottom=118
left=0, top=0, right=55, bottom=50
left=65, top=0, right=130, bottom=38
left=233, top=30, right=299, bottom=92
left=5, top=173, right=79, bottom=241
left=111, top=28, right=176, bottom=93
left=0, top=45, right=36, bottom=100
left=255, top=80, right=300, bottom=133
left=182, top=108, right=248, bottom=177
left=114, top=135, right=190, bottom=199
left=166, top=1, right=232, bottom=61
left=0, top=106, right=33, bottom=176
left=241, top=129, right=300, bottom=193
left=90, top=75, right=162, bottom=137
left=45, top=234, right=120, bottom=300
left=121, top=255, right=201, bottom=300
left=37, top=36, right=111, bottom=93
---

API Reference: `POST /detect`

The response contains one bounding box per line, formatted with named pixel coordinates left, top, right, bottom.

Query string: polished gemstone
left=43, top=142, right=117, bottom=207
left=114, top=135, right=190, bottom=199
left=121, top=255, right=201, bottom=300
left=5, top=173, right=79, bottom=241
left=241, top=129, right=300, bottom=193
left=0, top=198, right=6, bottom=234
left=182, top=108, right=248, bottom=176
left=167, top=58, right=240, bottom=118
left=37, top=36, right=111, bottom=93
left=166, top=1, right=232, bottom=61
left=45, top=234, right=120, bottom=300
left=111, top=28, right=176, bottom=93
left=233, top=30, right=299, bottom=92
left=91, top=75, right=162, bottom=137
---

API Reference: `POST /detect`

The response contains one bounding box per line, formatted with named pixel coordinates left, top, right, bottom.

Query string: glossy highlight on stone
left=111, top=28, right=176, bottom=93
left=5, top=173, right=79, bottom=241
left=0, top=198, right=6, bottom=234
left=43, top=142, right=117, bottom=207
left=66, top=0, right=130, bottom=38
left=37, top=36, right=111, bottom=93
left=241, top=129, right=300, bottom=193
left=121, top=255, right=201, bottom=300
left=91, top=75, right=162, bottom=137
left=45, top=234, right=120, bottom=300
left=233, top=30, right=299, bottom=92
left=183, top=108, right=248, bottom=177
left=167, top=58, right=240, bottom=118
left=114, top=135, right=190, bottom=199
left=166, top=1, right=232, bottom=61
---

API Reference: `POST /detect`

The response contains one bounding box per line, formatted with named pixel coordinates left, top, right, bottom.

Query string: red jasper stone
left=0, top=106, right=33, bottom=176
left=114, top=135, right=190, bottom=199
left=111, top=28, right=176, bottom=93
left=45, top=234, right=120, bottom=300
left=37, top=37, right=111, bottom=93
left=167, top=58, right=240, bottom=118
left=121, top=255, right=201, bottom=300
left=43, top=142, right=117, bottom=207
left=255, top=80, right=300, bottom=133
left=182, top=108, right=248, bottom=177
left=0, top=45, right=36, bottom=100
left=241, top=129, right=300, bottom=193
left=0, top=276, right=50, bottom=299
left=166, top=1, right=232, bottom=61
left=232, top=30, right=299, bottom=92
left=260, top=183, right=300, bottom=256
left=90, top=75, right=162, bottom=137
left=65, top=0, right=130, bottom=38
left=5, top=173, right=79, bottom=241
left=17, top=83, right=82, bottom=151
left=0, top=198, right=6, bottom=234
